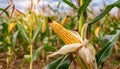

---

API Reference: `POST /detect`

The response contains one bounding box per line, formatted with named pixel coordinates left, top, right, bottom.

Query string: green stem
left=78, top=14, right=84, bottom=33
left=80, top=0, right=83, bottom=6
left=78, top=0, right=84, bottom=33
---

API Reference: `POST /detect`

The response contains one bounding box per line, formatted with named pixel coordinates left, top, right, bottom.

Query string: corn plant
left=46, top=0, right=120, bottom=69
left=0, top=0, right=120, bottom=69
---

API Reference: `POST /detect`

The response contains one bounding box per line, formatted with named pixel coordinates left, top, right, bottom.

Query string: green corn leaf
left=48, top=5, right=60, bottom=14
left=2, top=23, right=9, bottom=35
left=62, top=0, right=78, bottom=10
left=32, top=23, right=42, bottom=41
left=89, top=0, right=120, bottom=24
left=96, top=30, right=120, bottom=67
left=32, top=47, right=43, bottom=61
left=115, top=0, right=120, bottom=7
left=0, top=37, right=9, bottom=51
left=0, top=8, right=9, bottom=17
left=20, top=54, right=31, bottom=68
left=46, top=55, right=71, bottom=69
left=12, top=31, right=19, bottom=47
left=43, top=45, right=56, bottom=52
left=78, top=0, right=92, bottom=14
left=48, top=5, right=56, bottom=13
left=32, top=45, right=56, bottom=61
left=16, top=21, right=30, bottom=43
left=35, top=14, right=38, bottom=24
left=57, top=1, right=61, bottom=9
left=87, top=9, right=94, bottom=14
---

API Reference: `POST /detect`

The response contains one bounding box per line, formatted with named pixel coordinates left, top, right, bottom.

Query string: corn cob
left=9, top=22, right=16, bottom=33
left=61, top=16, right=68, bottom=26
left=94, top=26, right=100, bottom=37
left=42, top=22, right=46, bottom=33
left=50, top=21, right=80, bottom=44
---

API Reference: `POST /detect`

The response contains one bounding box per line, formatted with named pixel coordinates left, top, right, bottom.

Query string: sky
left=0, top=0, right=118, bottom=13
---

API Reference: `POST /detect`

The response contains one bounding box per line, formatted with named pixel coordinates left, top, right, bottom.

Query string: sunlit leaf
left=32, top=23, right=42, bottom=41
left=32, top=47, right=43, bottom=61
left=78, top=0, right=92, bottom=14
left=62, top=0, right=78, bottom=10
left=89, top=0, right=120, bottom=24
left=12, top=31, right=19, bottom=47
left=32, top=45, right=56, bottom=61
left=96, top=30, right=120, bottom=67
left=16, top=21, right=30, bottom=43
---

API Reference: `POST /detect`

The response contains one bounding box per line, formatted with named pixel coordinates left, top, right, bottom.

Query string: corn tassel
left=50, top=21, right=80, bottom=44
left=61, top=16, right=68, bottom=26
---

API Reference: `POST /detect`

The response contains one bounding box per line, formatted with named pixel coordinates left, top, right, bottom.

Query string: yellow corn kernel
left=42, top=22, right=46, bottom=33
left=61, top=16, right=68, bottom=26
left=94, top=26, right=100, bottom=37
left=9, top=22, right=16, bottom=33
left=50, top=21, right=80, bottom=44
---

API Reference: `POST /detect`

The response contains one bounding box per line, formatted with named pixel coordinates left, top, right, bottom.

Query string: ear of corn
left=42, top=22, right=46, bottom=33
left=94, top=26, right=100, bottom=37
left=49, top=21, right=97, bottom=69
left=50, top=21, right=80, bottom=44
left=61, top=16, right=68, bottom=26
left=9, top=22, right=16, bottom=33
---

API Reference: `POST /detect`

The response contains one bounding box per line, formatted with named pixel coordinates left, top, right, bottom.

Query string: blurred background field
left=0, top=0, right=120, bottom=69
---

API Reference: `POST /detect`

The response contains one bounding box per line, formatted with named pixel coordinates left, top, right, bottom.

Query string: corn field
left=0, top=0, right=120, bottom=69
